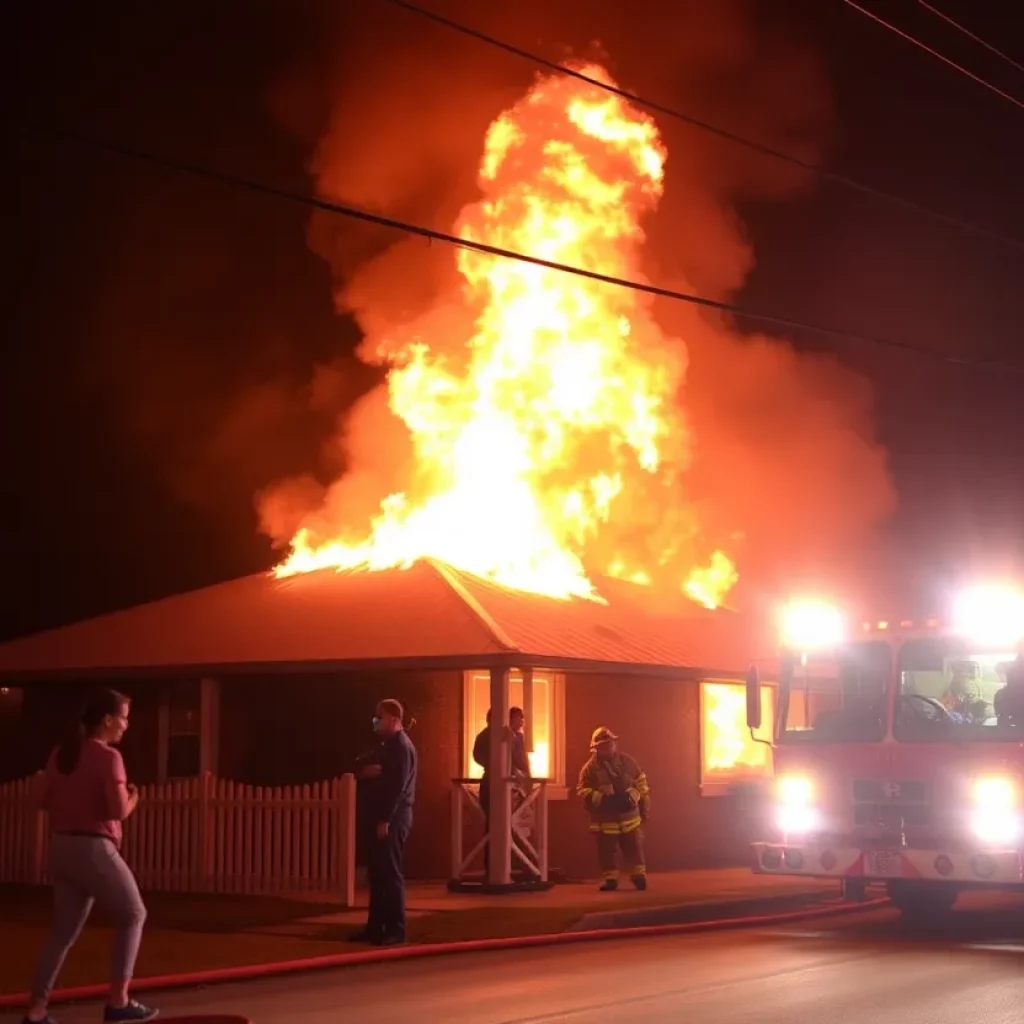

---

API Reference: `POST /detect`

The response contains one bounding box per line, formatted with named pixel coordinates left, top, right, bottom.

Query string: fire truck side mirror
left=745, top=665, right=762, bottom=731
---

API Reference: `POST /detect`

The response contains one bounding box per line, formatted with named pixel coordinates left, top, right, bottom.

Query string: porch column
left=487, top=665, right=512, bottom=886
left=199, top=677, right=220, bottom=775
left=522, top=666, right=535, bottom=758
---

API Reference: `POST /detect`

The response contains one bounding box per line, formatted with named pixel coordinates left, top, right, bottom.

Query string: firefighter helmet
left=590, top=726, right=619, bottom=749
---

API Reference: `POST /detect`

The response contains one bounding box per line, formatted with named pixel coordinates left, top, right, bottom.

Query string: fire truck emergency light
left=952, top=585, right=1024, bottom=647
left=780, top=601, right=844, bottom=652
left=970, top=775, right=1022, bottom=845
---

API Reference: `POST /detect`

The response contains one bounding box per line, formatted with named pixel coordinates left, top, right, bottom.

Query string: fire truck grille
left=852, top=779, right=932, bottom=828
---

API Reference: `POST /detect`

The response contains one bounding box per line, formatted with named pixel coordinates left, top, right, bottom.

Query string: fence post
left=197, top=771, right=213, bottom=891
left=338, top=773, right=356, bottom=908
left=31, top=808, right=47, bottom=884
left=25, top=772, right=48, bottom=885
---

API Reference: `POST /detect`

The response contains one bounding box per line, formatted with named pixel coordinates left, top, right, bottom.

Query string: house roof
left=0, top=559, right=773, bottom=681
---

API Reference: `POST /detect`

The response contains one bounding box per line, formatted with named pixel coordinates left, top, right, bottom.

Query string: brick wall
left=219, top=668, right=461, bottom=879
left=547, top=671, right=748, bottom=880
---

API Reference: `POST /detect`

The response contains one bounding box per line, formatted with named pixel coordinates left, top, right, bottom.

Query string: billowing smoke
left=258, top=0, right=896, bottom=602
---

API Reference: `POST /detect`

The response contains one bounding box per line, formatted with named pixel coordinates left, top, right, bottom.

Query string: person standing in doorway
left=508, top=706, right=531, bottom=783
left=22, top=689, right=156, bottom=1024
left=472, top=709, right=493, bottom=826
left=474, top=708, right=531, bottom=808
left=351, top=699, right=417, bottom=946
left=473, top=707, right=531, bottom=876
left=577, top=726, right=650, bottom=891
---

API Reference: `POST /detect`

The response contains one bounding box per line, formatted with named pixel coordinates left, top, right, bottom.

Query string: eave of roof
left=0, top=558, right=771, bottom=681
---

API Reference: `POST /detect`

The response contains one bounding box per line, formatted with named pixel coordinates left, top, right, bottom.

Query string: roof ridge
left=423, top=559, right=519, bottom=654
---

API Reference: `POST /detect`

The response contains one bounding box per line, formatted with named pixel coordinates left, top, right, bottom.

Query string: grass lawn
left=0, top=893, right=581, bottom=996
left=0, top=878, right=828, bottom=996
left=0, top=886, right=349, bottom=995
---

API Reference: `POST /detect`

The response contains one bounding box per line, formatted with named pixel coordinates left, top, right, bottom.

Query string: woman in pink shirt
left=22, top=689, right=158, bottom=1024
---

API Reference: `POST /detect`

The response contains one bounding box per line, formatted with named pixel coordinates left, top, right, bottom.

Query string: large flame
left=276, top=64, right=735, bottom=606
left=702, top=682, right=774, bottom=776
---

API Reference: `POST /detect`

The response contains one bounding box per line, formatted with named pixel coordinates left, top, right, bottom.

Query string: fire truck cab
left=746, top=586, right=1024, bottom=918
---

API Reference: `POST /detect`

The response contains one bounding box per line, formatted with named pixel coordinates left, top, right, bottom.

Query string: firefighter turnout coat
left=577, top=751, right=651, bottom=835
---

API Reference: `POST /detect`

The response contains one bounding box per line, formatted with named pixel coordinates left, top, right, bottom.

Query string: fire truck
left=745, top=586, right=1024, bottom=918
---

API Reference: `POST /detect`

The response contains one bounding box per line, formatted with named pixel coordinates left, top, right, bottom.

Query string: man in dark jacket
left=350, top=699, right=417, bottom=945
left=473, top=707, right=530, bottom=876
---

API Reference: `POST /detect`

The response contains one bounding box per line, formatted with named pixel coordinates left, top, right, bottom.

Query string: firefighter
left=941, top=663, right=989, bottom=721
left=577, top=727, right=650, bottom=891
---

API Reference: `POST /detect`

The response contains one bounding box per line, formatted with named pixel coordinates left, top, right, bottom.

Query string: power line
left=917, top=1, right=1024, bottom=78
left=26, top=122, right=1024, bottom=371
left=843, top=0, right=1024, bottom=114
left=382, top=0, right=1024, bottom=258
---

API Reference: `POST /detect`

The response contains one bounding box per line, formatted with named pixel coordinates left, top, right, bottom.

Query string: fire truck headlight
left=972, top=776, right=1017, bottom=811
left=777, top=774, right=814, bottom=806
left=776, top=806, right=821, bottom=834
left=970, top=811, right=1021, bottom=845
left=780, top=601, right=844, bottom=652
left=775, top=775, right=819, bottom=834
left=953, top=585, right=1024, bottom=646
left=969, top=776, right=1021, bottom=846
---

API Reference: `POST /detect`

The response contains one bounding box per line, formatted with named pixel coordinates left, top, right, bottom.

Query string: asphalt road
left=33, top=896, right=1024, bottom=1024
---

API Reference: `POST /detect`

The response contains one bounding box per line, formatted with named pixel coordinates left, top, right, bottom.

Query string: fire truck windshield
left=779, top=640, right=889, bottom=743
left=895, top=636, right=1024, bottom=741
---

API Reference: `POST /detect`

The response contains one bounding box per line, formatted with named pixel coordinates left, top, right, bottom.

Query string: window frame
left=461, top=669, right=567, bottom=799
left=0, top=685, right=24, bottom=728
left=156, top=677, right=219, bottom=782
left=699, top=678, right=776, bottom=797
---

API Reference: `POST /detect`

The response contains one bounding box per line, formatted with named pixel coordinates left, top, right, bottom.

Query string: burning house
left=0, top=558, right=776, bottom=882
left=0, top=51, right=892, bottom=889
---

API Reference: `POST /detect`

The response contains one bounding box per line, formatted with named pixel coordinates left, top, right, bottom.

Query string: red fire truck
left=745, top=586, right=1024, bottom=918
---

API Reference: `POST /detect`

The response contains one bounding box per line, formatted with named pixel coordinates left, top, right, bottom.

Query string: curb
left=570, top=888, right=833, bottom=931
left=0, top=897, right=889, bottom=1010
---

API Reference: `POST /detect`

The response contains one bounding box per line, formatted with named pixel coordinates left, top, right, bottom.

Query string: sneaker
left=103, top=1000, right=159, bottom=1022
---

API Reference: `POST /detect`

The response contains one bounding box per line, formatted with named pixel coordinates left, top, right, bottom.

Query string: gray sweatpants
left=31, top=834, right=147, bottom=1002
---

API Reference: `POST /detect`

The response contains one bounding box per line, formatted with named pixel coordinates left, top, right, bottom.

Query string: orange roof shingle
left=0, top=560, right=770, bottom=680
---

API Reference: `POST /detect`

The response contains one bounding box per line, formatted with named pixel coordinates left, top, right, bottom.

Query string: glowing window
left=463, top=671, right=566, bottom=796
left=700, top=680, right=775, bottom=792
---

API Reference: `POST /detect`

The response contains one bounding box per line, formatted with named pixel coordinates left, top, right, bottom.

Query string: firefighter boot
left=620, top=830, right=647, bottom=891
left=599, top=877, right=619, bottom=891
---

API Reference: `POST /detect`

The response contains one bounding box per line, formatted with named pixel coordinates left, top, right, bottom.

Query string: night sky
left=5, top=0, right=1024, bottom=642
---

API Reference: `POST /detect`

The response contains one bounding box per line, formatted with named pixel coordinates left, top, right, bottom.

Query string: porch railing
left=449, top=776, right=549, bottom=884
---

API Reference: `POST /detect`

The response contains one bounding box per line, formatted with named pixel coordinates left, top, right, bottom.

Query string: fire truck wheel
left=886, top=881, right=959, bottom=919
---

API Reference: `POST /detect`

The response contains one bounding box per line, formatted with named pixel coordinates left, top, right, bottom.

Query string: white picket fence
left=0, top=772, right=357, bottom=905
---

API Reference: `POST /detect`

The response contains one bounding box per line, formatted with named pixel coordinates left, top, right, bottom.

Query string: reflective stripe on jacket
left=577, top=752, right=650, bottom=834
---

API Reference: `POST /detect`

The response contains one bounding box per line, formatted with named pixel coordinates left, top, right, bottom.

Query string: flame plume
left=275, top=64, right=735, bottom=607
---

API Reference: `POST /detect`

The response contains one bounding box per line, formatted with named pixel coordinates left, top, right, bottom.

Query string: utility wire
left=917, top=0, right=1024, bottom=78
left=27, top=122, right=1024, bottom=372
left=843, top=0, right=1024, bottom=114
left=383, top=0, right=1024, bottom=258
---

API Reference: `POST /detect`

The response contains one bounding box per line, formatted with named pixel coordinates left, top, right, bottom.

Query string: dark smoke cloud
left=258, top=0, right=896, bottom=599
